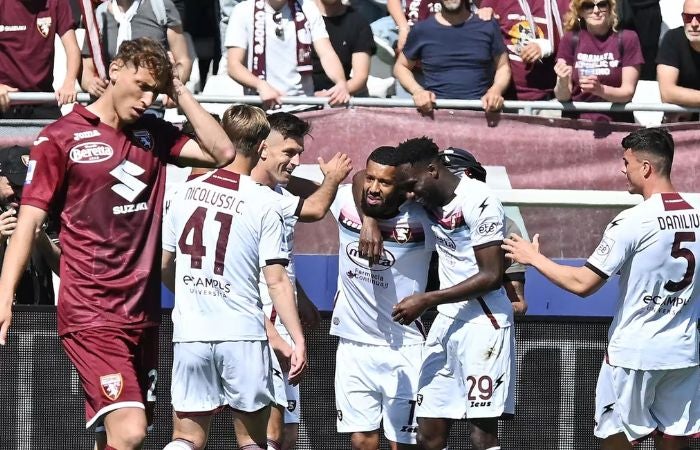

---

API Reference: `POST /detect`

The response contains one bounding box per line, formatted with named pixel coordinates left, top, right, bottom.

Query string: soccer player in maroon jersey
left=0, top=37, right=235, bottom=450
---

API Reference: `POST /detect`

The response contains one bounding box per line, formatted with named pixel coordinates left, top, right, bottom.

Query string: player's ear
left=108, top=61, right=120, bottom=84
left=642, top=159, right=653, bottom=178
left=257, top=140, right=268, bottom=158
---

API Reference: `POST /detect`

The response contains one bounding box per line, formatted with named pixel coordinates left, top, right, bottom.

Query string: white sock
left=484, top=447, right=501, bottom=450
left=163, top=439, right=196, bottom=449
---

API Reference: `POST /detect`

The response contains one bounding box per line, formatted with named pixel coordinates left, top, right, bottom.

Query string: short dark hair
left=367, top=145, right=415, bottom=167
left=621, top=127, right=674, bottom=176
left=113, top=37, right=173, bottom=94
left=396, top=136, right=440, bottom=166
left=267, top=112, right=311, bottom=139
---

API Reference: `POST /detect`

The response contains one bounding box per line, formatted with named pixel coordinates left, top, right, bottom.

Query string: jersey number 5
left=665, top=231, right=696, bottom=292
left=178, top=206, right=233, bottom=275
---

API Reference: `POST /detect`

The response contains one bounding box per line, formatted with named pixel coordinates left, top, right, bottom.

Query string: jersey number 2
left=178, top=206, right=233, bottom=275
left=665, top=231, right=696, bottom=292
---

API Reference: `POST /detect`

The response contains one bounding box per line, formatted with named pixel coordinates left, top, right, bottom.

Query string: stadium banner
left=3, top=109, right=700, bottom=315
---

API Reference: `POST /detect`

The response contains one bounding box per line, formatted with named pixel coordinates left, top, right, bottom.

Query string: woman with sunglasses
left=553, top=0, right=643, bottom=122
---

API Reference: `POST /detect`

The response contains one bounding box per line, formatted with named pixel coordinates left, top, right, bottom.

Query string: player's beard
left=360, top=190, right=401, bottom=219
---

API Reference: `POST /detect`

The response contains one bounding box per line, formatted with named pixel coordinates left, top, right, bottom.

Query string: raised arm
left=296, top=153, right=352, bottom=222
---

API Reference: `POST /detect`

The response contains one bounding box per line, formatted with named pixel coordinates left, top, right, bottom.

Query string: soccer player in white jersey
left=331, top=145, right=434, bottom=450
left=503, top=127, right=700, bottom=450
left=251, top=112, right=351, bottom=450
left=390, top=137, right=515, bottom=450
left=161, top=105, right=307, bottom=450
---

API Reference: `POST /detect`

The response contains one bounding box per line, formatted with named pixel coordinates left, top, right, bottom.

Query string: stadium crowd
left=0, top=0, right=699, bottom=122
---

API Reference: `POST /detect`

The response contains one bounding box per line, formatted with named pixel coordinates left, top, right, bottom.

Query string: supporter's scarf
left=518, top=0, right=563, bottom=51
left=110, top=0, right=142, bottom=51
left=251, top=0, right=312, bottom=81
left=404, top=0, right=437, bottom=26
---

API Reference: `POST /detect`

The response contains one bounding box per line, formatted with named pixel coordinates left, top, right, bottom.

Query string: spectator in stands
left=312, top=0, right=377, bottom=97
left=0, top=146, right=59, bottom=305
left=0, top=0, right=80, bottom=119
left=480, top=0, right=568, bottom=106
left=393, top=0, right=511, bottom=114
left=226, top=0, right=351, bottom=110
left=81, top=0, right=192, bottom=104
left=554, top=0, right=643, bottom=123
left=616, top=0, right=661, bottom=81
left=657, top=0, right=700, bottom=120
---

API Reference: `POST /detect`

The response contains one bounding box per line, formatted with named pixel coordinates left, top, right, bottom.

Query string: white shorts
left=594, top=360, right=700, bottom=443
left=417, top=313, right=515, bottom=420
left=171, top=341, right=274, bottom=414
left=270, top=341, right=301, bottom=424
left=335, top=338, right=423, bottom=444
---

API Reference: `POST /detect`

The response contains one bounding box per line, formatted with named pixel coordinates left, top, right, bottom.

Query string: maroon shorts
left=60, top=326, right=159, bottom=429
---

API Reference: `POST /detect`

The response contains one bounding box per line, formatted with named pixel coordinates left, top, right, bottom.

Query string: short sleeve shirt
left=0, top=0, right=76, bottom=91
left=22, top=104, right=190, bottom=335
left=657, top=27, right=700, bottom=91
left=403, top=15, right=506, bottom=100
left=225, top=0, right=329, bottom=96
left=585, top=193, right=700, bottom=370
left=163, top=171, right=289, bottom=342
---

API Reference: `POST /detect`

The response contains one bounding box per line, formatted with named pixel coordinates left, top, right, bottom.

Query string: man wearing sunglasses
left=657, top=0, right=700, bottom=120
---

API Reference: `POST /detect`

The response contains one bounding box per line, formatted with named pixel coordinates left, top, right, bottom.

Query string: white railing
left=7, top=92, right=700, bottom=114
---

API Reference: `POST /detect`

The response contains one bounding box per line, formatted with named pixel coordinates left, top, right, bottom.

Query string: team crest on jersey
left=595, top=236, right=614, bottom=260
left=392, top=227, right=412, bottom=244
left=36, top=17, right=52, bottom=38
left=132, top=130, right=154, bottom=150
left=100, top=373, right=123, bottom=401
left=287, top=400, right=297, bottom=412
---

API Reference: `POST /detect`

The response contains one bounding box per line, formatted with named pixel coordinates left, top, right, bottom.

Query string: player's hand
left=0, top=207, right=18, bottom=241
left=0, top=84, right=18, bottom=112
left=481, top=88, right=504, bottom=112
left=0, top=299, right=12, bottom=345
left=85, top=77, right=108, bottom=98
left=318, top=152, right=352, bottom=185
left=412, top=89, right=436, bottom=114
left=55, top=81, right=78, bottom=106
left=392, top=293, right=429, bottom=324
left=358, top=216, right=384, bottom=266
left=320, top=82, right=351, bottom=106
left=258, top=81, right=284, bottom=110
left=288, top=343, right=307, bottom=385
left=270, top=336, right=293, bottom=373
left=502, top=233, right=541, bottom=265
left=554, top=58, right=572, bottom=80
left=520, top=42, right=542, bottom=64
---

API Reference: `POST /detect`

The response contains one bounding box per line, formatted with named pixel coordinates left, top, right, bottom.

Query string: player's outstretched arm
left=0, top=205, right=48, bottom=345
left=393, top=244, right=505, bottom=324
left=502, top=234, right=605, bottom=297
left=171, top=78, right=236, bottom=168
left=262, top=264, right=307, bottom=384
left=297, top=153, right=352, bottom=222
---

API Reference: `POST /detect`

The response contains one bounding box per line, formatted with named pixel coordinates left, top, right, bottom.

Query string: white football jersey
left=330, top=185, right=433, bottom=346
left=163, top=170, right=289, bottom=343
left=259, top=185, right=302, bottom=337
left=424, top=176, right=513, bottom=327
left=587, top=192, right=700, bottom=370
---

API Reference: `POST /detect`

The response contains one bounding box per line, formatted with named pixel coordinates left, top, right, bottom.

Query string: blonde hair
left=221, top=105, right=270, bottom=157
left=563, top=0, right=619, bottom=32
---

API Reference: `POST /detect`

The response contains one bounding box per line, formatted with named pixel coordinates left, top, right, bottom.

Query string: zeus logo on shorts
left=287, top=400, right=297, bottom=412
left=100, top=373, right=123, bottom=401
left=337, top=410, right=343, bottom=421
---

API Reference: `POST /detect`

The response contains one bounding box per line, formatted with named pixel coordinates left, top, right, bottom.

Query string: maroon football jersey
left=0, top=0, right=75, bottom=92
left=22, top=105, right=190, bottom=335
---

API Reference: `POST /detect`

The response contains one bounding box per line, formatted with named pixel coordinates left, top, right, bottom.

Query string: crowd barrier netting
left=3, top=306, right=697, bottom=450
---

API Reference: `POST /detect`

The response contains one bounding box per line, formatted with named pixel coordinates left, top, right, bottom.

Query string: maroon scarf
left=404, top=0, right=439, bottom=26
left=251, top=0, right=312, bottom=80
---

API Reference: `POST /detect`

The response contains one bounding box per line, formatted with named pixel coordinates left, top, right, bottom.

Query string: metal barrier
left=7, top=92, right=700, bottom=113
left=2, top=306, right=695, bottom=450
